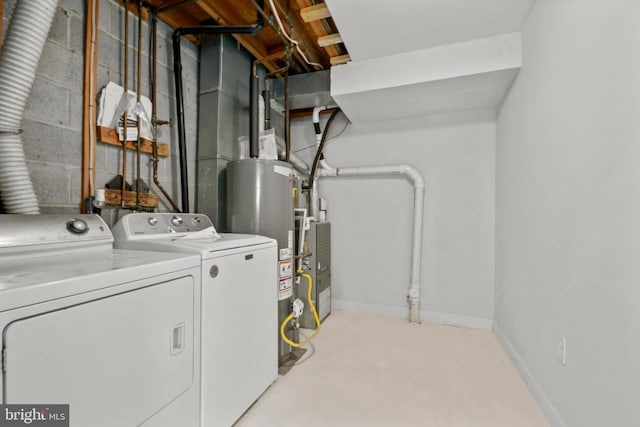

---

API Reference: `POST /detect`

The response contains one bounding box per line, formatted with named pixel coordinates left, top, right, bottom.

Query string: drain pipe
left=172, top=6, right=264, bottom=212
left=312, top=108, right=425, bottom=323
left=0, top=0, right=59, bottom=213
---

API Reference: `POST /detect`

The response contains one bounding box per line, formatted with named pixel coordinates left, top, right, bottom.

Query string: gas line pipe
left=279, top=270, right=321, bottom=348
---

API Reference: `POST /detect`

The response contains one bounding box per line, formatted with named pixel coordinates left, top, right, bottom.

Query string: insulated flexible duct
left=0, top=0, right=59, bottom=213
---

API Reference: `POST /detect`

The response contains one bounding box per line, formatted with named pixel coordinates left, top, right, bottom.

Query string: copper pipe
left=121, top=0, right=129, bottom=208
left=81, top=0, right=99, bottom=212
left=135, top=0, right=142, bottom=209
left=150, top=8, right=180, bottom=212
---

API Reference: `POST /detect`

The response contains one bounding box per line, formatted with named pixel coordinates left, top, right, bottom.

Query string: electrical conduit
left=0, top=0, right=59, bottom=213
left=312, top=108, right=425, bottom=323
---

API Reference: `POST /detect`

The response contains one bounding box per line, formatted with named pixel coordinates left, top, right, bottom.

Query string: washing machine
left=112, top=213, right=278, bottom=427
left=0, top=214, right=202, bottom=427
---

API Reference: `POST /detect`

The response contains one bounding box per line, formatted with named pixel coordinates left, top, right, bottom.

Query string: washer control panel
left=114, top=213, right=214, bottom=237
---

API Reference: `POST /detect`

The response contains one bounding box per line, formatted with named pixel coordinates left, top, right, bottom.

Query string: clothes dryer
left=0, top=214, right=202, bottom=427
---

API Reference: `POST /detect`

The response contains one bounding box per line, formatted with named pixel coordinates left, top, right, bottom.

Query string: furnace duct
left=0, top=0, right=59, bottom=213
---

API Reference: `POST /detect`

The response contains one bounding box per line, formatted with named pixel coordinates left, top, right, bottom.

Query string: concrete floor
left=236, top=310, right=550, bottom=427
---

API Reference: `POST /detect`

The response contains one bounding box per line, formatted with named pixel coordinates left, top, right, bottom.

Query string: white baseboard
left=493, top=322, right=568, bottom=427
left=422, top=309, right=493, bottom=330
left=331, top=299, right=493, bottom=330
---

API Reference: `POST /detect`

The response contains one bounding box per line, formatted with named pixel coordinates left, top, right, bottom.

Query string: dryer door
left=3, top=276, right=195, bottom=427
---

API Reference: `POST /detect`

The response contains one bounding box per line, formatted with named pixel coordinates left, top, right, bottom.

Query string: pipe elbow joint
left=402, top=165, right=425, bottom=189
left=407, top=285, right=420, bottom=303
left=312, top=106, right=327, bottom=124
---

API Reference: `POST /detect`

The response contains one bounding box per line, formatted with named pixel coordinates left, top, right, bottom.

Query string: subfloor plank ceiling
left=136, top=0, right=350, bottom=74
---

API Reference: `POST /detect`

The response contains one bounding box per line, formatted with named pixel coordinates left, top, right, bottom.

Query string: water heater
left=226, top=158, right=296, bottom=367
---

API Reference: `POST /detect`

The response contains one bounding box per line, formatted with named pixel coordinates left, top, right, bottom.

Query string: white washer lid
left=114, top=233, right=276, bottom=259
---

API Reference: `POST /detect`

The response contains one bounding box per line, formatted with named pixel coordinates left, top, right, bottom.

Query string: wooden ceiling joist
left=195, top=0, right=280, bottom=72
left=267, top=0, right=328, bottom=69
left=293, top=0, right=342, bottom=57
left=158, top=0, right=198, bottom=15
left=318, top=33, right=342, bottom=47
left=330, top=54, right=350, bottom=66
left=300, top=3, right=330, bottom=23
left=143, top=0, right=347, bottom=73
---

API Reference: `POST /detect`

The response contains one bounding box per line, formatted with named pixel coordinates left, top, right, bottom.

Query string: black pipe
left=306, top=108, right=340, bottom=191
left=250, top=64, right=259, bottom=159
left=284, top=67, right=290, bottom=162
left=262, top=88, right=271, bottom=130
left=171, top=5, right=264, bottom=212
left=171, top=33, right=189, bottom=212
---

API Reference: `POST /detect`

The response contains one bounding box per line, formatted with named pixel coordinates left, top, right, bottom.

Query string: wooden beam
left=260, top=48, right=287, bottom=63
left=104, top=189, right=159, bottom=208
left=195, top=0, right=224, bottom=22
left=267, top=0, right=327, bottom=69
left=318, top=33, right=342, bottom=47
left=195, top=0, right=280, bottom=72
left=157, top=0, right=198, bottom=16
left=330, top=54, right=350, bottom=66
left=97, top=127, right=169, bottom=157
left=293, top=0, right=340, bottom=58
left=300, top=3, right=330, bottom=22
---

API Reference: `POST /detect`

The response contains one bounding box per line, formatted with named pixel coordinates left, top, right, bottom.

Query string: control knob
left=171, top=216, right=183, bottom=226
left=147, top=217, right=158, bottom=226
left=67, top=218, right=88, bottom=235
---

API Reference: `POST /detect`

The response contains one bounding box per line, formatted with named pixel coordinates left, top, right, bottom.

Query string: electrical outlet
left=557, top=337, right=567, bottom=366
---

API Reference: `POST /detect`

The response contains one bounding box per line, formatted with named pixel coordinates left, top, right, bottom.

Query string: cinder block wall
left=1, top=0, right=199, bottom=217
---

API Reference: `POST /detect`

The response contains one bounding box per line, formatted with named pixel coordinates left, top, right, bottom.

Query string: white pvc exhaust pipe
left=311, top=106, right=425, bottom=322
left=318, top=164, right=425, bottom=323
left=0, top=0, right=59, bottom=213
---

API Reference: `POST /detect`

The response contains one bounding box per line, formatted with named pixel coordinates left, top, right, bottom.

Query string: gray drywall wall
left=495, top=1, right=640, bottom=426
left=291, top=111, right=496, bottom=328
left=1, top=0, right=199, bottom=216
